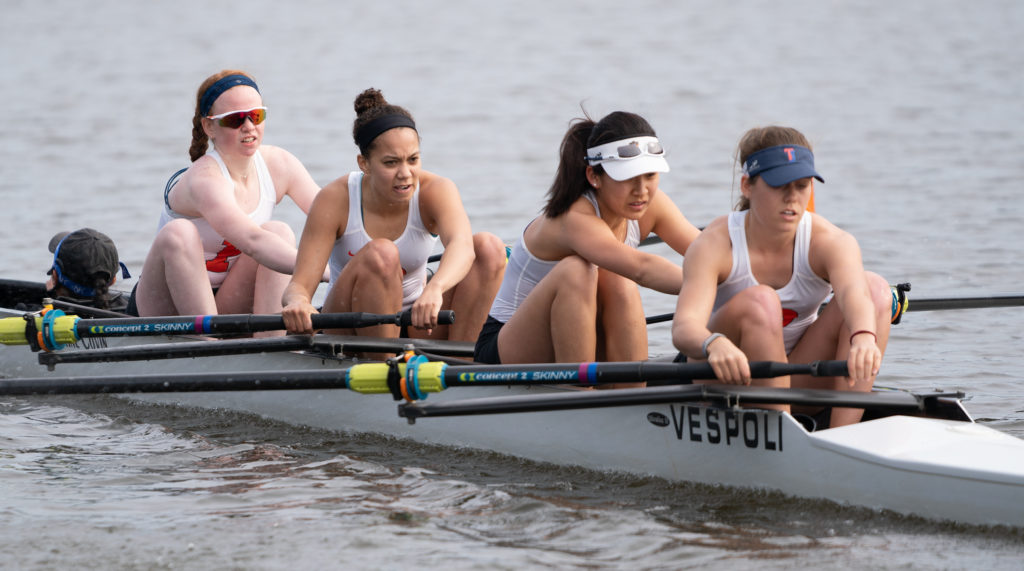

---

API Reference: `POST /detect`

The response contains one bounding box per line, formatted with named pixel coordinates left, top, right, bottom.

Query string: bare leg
left=497, top=256, right=598, bottom=364
left=434, top=232, right=506, bottom=342
left=595, top=268, right=647, bottom=388
left=135, top=219, right=217, bottom=317
left=213, top=221, right=296, bottom=338
left=790, top=272, right=892, bottom=427
left=708, top=285, right=790, bottom=411
left=322, top=239, right=404, bottom=340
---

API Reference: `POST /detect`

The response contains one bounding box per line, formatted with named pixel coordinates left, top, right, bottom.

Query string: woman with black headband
left=473, top=111, right=700, bottom=374
left=133, top=70, right=323, bottom=324
left=671, top=126, right=893, bottom=428
left=281, top=88, right=506, bottom=341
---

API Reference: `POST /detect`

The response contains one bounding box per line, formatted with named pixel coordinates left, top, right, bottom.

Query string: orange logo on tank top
left=206, top=240, right=241, bottom=273
left=782, top=308, right=797, bottom=327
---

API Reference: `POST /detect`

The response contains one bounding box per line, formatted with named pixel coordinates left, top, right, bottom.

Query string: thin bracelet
left=849, top=330, right=877, bottom=345
left=702, top=332, right=725, bottom=358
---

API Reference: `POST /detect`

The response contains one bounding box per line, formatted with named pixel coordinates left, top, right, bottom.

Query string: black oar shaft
left=439, top=360, right=848, bottom=387
left=73, top=310, right=454, bottom=338
left=0, top=370, right=349, bottom=396
left=909, top=296, right=1024, bottom=311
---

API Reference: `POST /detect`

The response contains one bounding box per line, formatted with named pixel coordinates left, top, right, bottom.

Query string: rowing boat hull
left=129, top=385, right=1024, bottom=527
left=2, top=309, right=1023, bottom=527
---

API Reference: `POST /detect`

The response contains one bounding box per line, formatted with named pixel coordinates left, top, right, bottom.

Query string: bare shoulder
left=699, top=215, right=731, bottom=244
left=810, top=213, right=857, bottom=250
left=256, top=145, right=303, bottom=173
left=172, top=156, right=231, bottom=214
left=318, top=173, right=351, bottom=201
left=417, top=170, right=458, bottom=196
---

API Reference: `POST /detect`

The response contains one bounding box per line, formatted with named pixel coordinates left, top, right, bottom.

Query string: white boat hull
left=2, top=322, right=1023, bottom=527
left=128, top=385, right=1024, bottom=527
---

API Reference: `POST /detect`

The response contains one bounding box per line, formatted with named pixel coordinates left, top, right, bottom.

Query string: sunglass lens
left=647, top=142, right=664, bottom=155
left=616, top=144, right=642, bottom=158
left=218, top=112, right=246, bottom=128
left=218, top=109, right=266, bottom=128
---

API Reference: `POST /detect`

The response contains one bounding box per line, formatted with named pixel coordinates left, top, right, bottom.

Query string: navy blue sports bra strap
left=164, top=167, right=189, bottom=212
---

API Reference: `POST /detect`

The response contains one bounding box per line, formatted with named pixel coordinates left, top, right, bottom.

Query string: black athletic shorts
left=473, top=315, right=504, bottom=364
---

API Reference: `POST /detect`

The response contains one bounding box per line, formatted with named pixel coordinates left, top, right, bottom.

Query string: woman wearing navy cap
left=473, top=111, right=700, bottom=370
left=671, top=126, right=892, bottom=427
left=133, top=69, right=323, bottom=324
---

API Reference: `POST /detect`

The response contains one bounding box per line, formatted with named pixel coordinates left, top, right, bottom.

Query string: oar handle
left=311, top=310, right=455, bottom=329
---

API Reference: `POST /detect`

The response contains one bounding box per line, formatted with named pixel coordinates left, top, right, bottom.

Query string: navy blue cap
left=742, top=144, right=824, bottom=187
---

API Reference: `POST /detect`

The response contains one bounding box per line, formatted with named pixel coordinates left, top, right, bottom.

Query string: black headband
left=355, top=114, right=417, bottom=150
left=199, top=74, right=260, bottom=117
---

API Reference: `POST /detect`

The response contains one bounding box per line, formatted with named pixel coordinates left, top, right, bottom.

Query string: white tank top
left=713, top=210, right=833, bottom=353
left=489, top=192, right=640, bottom=322
left=327, top=172, right=438, bottom=309
left=158, top=149, right=277, bottom=287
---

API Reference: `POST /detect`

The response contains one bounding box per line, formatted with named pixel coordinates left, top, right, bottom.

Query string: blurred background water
left=1, top=0, right=1023, bottom=568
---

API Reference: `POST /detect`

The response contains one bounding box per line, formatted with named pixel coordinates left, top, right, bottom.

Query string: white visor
left=585, top=136, right=669, bottom=181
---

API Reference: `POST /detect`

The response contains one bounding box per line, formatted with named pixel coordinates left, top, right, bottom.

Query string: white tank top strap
left=582, top=192, right=641, bottom=248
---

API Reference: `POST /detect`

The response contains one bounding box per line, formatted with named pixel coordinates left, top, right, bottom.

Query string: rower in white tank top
left=157, top=148, right=277, bottom=287
left=713, top=210, right=833, bottom=353
left=489, top=192, right=640, bottom=323
left=327, top=171, right=438, bottom=309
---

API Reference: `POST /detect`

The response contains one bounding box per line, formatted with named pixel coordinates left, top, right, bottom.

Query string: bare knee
left=356, top=239, right=402, bottom=277
left=472, top=232, right=507, bottom=274
left=735, top=285, right=784, bottom=329
left=153, top=219, right=202, bottom=253
left=261, top=220, right=296, bottom=245
left=554, top=256, right=598, bottom=300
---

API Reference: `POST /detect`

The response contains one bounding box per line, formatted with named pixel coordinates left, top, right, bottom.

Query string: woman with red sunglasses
left=280, top=88, right=506, bottom=342
left=472, top=111, right=700, bottom=374
left=132, top=70, right=323, bottom=327
left=671, top=126, right=893, bottom=428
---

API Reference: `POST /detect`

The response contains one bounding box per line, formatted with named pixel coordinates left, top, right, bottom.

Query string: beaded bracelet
left=850, top=330, right=877, bottom=345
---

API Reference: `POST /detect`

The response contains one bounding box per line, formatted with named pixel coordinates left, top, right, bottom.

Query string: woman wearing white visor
left=474, top=111, right=700, bottom=372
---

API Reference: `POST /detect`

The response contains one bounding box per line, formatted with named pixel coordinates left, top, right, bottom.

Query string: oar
left=398, top=384, right=956, bottom=421
left=36, top=334, right=477, bottom=370
left=343, top=358, right=849, bottom=400
left=0, top=309, right=455, bottom=351
left=0, top=359, right=845, bottom=398
left=643, top=292, right=1024, bottom=325
left=904, top=295, right=1024, bottom=311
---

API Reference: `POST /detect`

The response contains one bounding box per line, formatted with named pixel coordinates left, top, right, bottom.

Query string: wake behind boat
left=1, top=279, right=1023, bottom=528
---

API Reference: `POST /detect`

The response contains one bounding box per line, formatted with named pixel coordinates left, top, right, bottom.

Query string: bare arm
left=281, top=178, right=348, bottom=333
left=671, top=218, right=730, bottom=357
left=414, top=174, right=475, bottom=329
left=645, top=190, right=701, bottom=256
left=559, top=208, right=682, bottom=295
left=261, top=145, right=321, bottom=213
left=183, top=163, right=300, bottom=275
left=812, top=218, right=882, bottom=385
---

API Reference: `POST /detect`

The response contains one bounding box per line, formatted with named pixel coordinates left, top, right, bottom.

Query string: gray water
left=2, top=0, right=1024, bottom=568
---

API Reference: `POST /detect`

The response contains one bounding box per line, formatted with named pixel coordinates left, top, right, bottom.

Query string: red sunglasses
left=206, top=107, right=267, bottom=128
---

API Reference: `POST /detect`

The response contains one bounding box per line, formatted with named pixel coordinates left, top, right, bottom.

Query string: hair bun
left=354, top=88, right=388, bottom=116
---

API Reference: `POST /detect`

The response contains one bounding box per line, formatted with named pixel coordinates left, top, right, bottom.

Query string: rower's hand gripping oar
left=0, top=308, right=455, bottom=351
